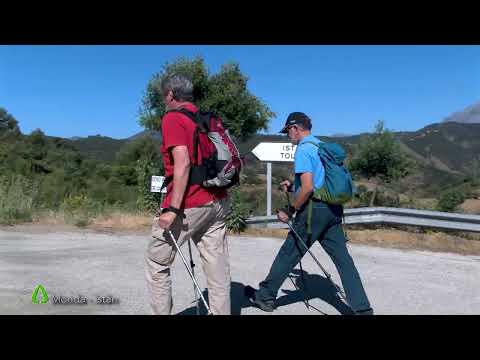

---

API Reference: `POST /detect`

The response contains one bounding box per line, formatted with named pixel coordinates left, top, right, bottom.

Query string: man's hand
left=279, top=180, right=292, bottom=193
left=277, top=209, right=291, bottom=223
left=158, top=211, right=177, bottom=230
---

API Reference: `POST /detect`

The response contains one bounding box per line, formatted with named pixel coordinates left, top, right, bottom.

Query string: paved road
left=1, top=228, right=479, bottom=315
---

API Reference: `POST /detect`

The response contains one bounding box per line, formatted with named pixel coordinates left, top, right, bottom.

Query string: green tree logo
left=31, top=284, right=49, bottom=304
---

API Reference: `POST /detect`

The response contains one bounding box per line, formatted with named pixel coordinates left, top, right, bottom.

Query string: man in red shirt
left=145, top=74, right=231, bottom=315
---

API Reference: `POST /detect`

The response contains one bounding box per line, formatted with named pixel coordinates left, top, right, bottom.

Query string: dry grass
left=235, top=226, right=480, bottom=256
left=346, top=229, right=480, bottom=255
left=32, top=210, right=67, bottom=226
left=90, top=212, right=152, bottom=232
left=230, top=228, right=289, bottom=238
left=19, top=211, right=480, bottom=256
left=29, top=210, right=152, bottom=233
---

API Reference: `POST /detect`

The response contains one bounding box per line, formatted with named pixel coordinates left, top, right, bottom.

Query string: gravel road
left=1, top=227, right=479, bottom=315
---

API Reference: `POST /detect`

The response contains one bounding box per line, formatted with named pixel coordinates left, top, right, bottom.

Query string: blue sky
left=1, top=45, right=479, bottom=139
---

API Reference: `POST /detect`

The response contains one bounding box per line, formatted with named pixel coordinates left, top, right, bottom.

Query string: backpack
left=302, top=141, right=355, bottom=205
left=165, top=108, right=244, bottom=189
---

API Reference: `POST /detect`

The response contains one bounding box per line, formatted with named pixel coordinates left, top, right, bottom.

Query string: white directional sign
left=151, top=176, right=167, bottom=193
left=251, top=142, right=297, bottom=162
left=251, top=142, right=297, bottom=216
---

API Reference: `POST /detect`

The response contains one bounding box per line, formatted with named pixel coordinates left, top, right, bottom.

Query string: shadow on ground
left=175, top=269, right=353, bottom=315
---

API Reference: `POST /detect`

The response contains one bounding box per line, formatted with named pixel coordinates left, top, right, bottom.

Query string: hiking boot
left=244, top=285, right=275, bottom=312
left=355, top=308, right=374, bottom=315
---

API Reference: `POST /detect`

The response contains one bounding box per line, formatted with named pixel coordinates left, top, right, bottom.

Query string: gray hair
left=160, top=74, right=194, bottom=102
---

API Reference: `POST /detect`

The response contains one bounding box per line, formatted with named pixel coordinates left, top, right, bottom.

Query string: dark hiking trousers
left=256, top=200, right=371, bottom=313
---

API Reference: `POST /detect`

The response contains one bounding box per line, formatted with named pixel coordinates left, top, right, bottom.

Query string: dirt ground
left=460, top=198, right=480, bottom=215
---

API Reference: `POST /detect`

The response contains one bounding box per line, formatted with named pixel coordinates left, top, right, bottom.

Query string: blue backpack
left=303, top=141, right=355, bottom=205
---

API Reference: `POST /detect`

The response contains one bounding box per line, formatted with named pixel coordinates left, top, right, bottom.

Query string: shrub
left=436, top=189, right=466, bottom=212
left=61, top=194, right=101, bottom=227
left=349, top=121, right=414, bottom=182
left=226, top=188, right=250, bottom=233
left=0, top=175, right=38, bottom=225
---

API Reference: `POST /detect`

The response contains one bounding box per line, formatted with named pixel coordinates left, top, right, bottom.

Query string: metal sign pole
left=267, top=162, right=272, bottom=216
left=251, top=142, right=296, bottom=217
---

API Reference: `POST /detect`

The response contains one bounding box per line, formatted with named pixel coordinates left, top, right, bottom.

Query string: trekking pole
left=286, top=220, right=354, bottom=313
left=283, top=190, right=310, bottom=310
left=167, top=229, right=212, bottom=315
left=187, top=238, right=200, bottom=315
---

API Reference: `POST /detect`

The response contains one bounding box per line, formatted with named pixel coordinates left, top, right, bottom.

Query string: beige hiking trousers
left=145, top=197, right=231, bottom=315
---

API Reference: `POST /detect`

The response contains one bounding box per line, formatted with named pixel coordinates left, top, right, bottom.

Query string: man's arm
left=277, top=172, right=313, bottom=223
left=169, top=145, right=190, bottom=209
left=157, top=145, right=190, bottom=230
left=291, top=172, right=314, bottom=210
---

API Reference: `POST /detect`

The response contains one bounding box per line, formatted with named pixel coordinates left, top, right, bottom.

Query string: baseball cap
left=279, top=112, right=312, bottom=133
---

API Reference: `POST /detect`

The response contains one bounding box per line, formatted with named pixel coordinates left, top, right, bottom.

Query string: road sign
left=251, top=142, right=297, bottom=216
left=151, top=176, right=167, bottom=193
left=251, top=142, right=297, bottom=162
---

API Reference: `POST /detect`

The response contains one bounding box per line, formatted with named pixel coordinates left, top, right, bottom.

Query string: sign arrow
left=251, top=142, right=297, bottom=162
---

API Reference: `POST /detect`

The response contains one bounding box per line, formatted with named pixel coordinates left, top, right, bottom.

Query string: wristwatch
left=281, top=205, right=296, bottom=218
left=162, top=206, right=184, bottom=217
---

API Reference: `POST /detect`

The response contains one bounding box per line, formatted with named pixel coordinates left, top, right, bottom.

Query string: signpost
left=251, top=143, right=296, bottom=216
left=151, top=176, right=167, bottom=193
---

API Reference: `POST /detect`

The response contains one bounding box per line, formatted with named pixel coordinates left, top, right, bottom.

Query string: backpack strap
left=300, top=140, right=322, bottom=149
left=166, top=109, right=213, bottom=166
left=299, top=140, right=320, bottom=233
left=164, top=109, right=214, bottom=186
left=166, top=108, right=211, bottom=131
left=166, top=109, right=198, bottom=166
left=307, top=198, right=313, bottom=236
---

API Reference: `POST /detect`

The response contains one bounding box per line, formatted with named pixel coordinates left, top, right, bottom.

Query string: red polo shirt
left=160, top=103, right=227, bottom=209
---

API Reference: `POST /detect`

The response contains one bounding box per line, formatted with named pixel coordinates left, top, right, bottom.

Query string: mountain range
left=442, top=101, right=480, bottom=124
left=62, top=101, right=480, bottom=197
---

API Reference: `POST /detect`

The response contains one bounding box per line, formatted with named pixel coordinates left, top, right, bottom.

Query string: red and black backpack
left=162, top=108, right=244, bottom=190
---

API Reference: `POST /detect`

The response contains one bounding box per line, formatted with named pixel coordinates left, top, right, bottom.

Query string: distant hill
left=330, top=133, right=355, bottom=138
left=442, top=101, right=480, bottom=124
left=63, top=131, right=163, bottom=163
left=63, top=135, right=127, bottom=163
left=396, top=122, right=480, bottom=174
left=54, top=105, right=480, bottom=200
left=64, top=122, right=480, bottom=178
left=127, top=130, right=162, bottom=142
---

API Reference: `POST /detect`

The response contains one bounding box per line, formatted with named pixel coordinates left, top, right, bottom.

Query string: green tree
left=0, top=107, right=21, bottom=138
left=350, top=120, right=414, bottom=182
left=349, top=121, right=415, bottom=206
left=116, top=136, right=162, bottom=168
left=139, top=57, right=275, bottom=139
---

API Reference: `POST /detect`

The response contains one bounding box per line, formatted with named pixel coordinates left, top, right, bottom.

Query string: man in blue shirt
left=245, top=112, right=373, bottom=315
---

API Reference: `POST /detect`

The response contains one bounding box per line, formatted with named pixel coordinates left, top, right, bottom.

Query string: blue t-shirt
left=294, top=134, right=325, bottom=193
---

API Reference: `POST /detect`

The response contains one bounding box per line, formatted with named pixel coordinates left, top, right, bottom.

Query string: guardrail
left=245, top=207, right=480, bottom=233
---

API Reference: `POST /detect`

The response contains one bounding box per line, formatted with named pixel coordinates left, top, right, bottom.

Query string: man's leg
left=194, top=198, right=231, bottom=315
left=145, top=216, right=188, bottom=315
left=255, top=210, right=315, bottom=304
left=319, top=222, right=372, bottom=313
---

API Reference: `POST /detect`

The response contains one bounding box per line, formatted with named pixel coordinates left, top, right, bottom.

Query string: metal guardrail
left=245, top=207, right=480, bottom=233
